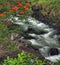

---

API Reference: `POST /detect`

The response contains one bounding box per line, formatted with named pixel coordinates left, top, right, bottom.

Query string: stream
left=11, top=16, right=60, bottom=62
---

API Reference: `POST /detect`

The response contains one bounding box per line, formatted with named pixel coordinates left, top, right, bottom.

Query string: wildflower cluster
left=0, top=0, right=32, bottom=22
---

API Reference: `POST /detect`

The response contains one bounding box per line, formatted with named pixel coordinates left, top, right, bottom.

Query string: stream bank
left=0, top=39, right=51, bottom=65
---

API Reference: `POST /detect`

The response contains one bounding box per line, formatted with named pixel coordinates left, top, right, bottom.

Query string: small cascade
left=10, top=16, right=60, bottom=62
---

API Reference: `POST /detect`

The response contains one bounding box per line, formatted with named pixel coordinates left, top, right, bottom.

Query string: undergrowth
left=3, top=51, right=46, bottom=65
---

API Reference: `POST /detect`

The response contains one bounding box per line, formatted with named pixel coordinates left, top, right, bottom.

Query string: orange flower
left=12, top=6, right=18, bottom=11
left=0, top=13, right=5, bottom=17
left=0, top=11, right=6, bottom=17
left=9, top=9, right=13, bottom=13
left=18, top=3, right=23, bottom=7
left=19, top=12, right=24, bottom=15
left=24, top=6, right=27, bottom=8
left=24, top=7, right=29, bottom=10
left=24, top=6, right=29, bottom=10
left=26, top=3, right=30, bottom=6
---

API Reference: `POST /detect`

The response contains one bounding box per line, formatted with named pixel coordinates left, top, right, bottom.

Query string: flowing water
left=11, top=16, right=60, bottom=62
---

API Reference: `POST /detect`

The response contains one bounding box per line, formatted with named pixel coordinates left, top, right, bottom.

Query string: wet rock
left=31, top=5, right=42, bottom=19
left=32, top=5, right=40, bottom=12
left=10, top=33, right=19, bottom=40
left=49, top=48, right=59, bottom=56
left=17, top=38, right=31, bottom=46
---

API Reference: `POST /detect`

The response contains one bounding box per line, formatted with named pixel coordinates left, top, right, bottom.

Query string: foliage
left=3, top=51, right=46, bottom=65
left=6, top=43, right=19, bottom=50
left=0, top=24, right=8, bottom=41
left=37, top=0, right=60, bottom=16
left=8, top=24, right=24, bottom=34
left=38, top=0, right=60, bottom=10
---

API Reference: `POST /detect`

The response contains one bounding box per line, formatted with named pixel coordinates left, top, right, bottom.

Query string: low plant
left=8, top=24, right=24, bottom=34
left=3, top=51, right=46, bottom=65
left=6, top=43, right=19, bottom=51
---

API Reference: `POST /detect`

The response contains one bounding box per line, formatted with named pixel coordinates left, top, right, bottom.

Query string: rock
left=32, top=5, right=40, bottom=12
left=48, top=48, right=59, bottom=56
left=10, top=33, right=19, bottom=40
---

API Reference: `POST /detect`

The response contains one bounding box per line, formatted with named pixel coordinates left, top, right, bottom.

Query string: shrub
left=3, top=51, right=46, bottom=65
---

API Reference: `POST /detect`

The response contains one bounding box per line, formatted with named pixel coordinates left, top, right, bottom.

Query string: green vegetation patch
left=0, top=24, right=9, bottom=43
left=39, top=0, right=60, bottom=10
left=3, top=51, right=46, bottom=65
left=8, top=24, right=24, bottom=34
left=35, top=0, right=60, bottom=16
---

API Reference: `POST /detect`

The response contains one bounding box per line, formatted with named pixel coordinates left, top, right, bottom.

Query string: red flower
left=24, top=6, right=27, bottom=8
left=9, top=9, right=13, bottom=13
left=18, top=3, right=23, bottom=7
left=12, top=6, right=18, bottom=11
left=0, top=13, right=5, bottom=17
left=24, top=6, right=29, bottom=10
left=0, top=12, right=6, bottom=17
left=19, top=12, right=24, bottom=15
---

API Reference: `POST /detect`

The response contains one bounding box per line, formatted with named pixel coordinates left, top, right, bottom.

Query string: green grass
left=38, top=0, right=60, bottom=10
left=6, top=43, right=19, bottom=51
left=34, top=0, right=60, bottom=16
